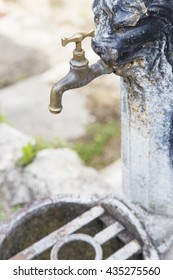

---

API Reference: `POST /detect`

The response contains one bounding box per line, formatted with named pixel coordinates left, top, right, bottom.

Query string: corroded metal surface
left=0, top=195, right=159, bottom=260
left=9, top=205, right=104, bottom=260
left=92, top=0, right=173, bottom=215
left=102, top=196, right=159, bottom=260
left=91, top=0, right=173, bottom=258
left=0, top=195, right=97, bottom=260
left=51, top=234, right=103, bottom=260
left=107, top=240, right=141, bottom=260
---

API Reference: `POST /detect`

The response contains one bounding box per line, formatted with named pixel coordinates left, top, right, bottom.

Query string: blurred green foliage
left=17, top=137, right=67, bottom=167
left=17, top=143, right=37, bottom=167
left=17, top=122, right=120, bottom=169
left=0, top=114, right=6, bottom=123
left=73, top=121, right=120, bottom=169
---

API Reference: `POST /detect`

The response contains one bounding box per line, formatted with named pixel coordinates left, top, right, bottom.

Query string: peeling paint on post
left=121, top=58, right=173, bottom=216
left=92, top=0, right=173, bottom=256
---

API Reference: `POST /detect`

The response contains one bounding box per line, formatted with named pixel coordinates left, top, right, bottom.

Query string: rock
left=0, top=123, right=34, bottom=175
left=0, top=123, right=121, bottom=208
left=100, top=159, right=122, bottom=193
left=3, top=148, right=114, bottom=206
left=0, top=123, right=34, bottom=218
left=0, top=35, right=50, bottom=88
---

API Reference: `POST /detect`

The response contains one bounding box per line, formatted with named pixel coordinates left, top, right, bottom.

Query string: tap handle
left=61, top=29, right=95, bottom=51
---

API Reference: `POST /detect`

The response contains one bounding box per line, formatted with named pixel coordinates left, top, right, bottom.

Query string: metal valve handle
left=61, top=29, right=95, bottom=51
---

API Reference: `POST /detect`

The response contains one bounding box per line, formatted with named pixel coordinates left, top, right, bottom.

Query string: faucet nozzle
left=48, top=106, right=62, bottom=114
left=49, top=86, right=63, bottom=114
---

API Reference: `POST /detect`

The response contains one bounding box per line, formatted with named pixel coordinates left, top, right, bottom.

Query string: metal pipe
left=49, top=58, right=112, bottom=114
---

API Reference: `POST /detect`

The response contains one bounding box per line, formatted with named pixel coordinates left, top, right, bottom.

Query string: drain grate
left=9, top=198, right=159, bottom=260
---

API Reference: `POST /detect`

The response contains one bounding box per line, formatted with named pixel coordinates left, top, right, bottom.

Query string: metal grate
left=9, top=199, right=159, bottom=260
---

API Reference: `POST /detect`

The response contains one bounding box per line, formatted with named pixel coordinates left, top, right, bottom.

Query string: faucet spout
left=49, top=58, right=113, bottom=114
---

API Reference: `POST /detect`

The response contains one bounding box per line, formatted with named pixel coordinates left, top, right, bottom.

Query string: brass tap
left=49, top=29, right=113, bottom=114
left=62, top=29, right=95, bottom=61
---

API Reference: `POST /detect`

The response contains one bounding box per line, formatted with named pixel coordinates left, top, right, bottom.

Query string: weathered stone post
left=92, top=0, right=173, bottom=258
